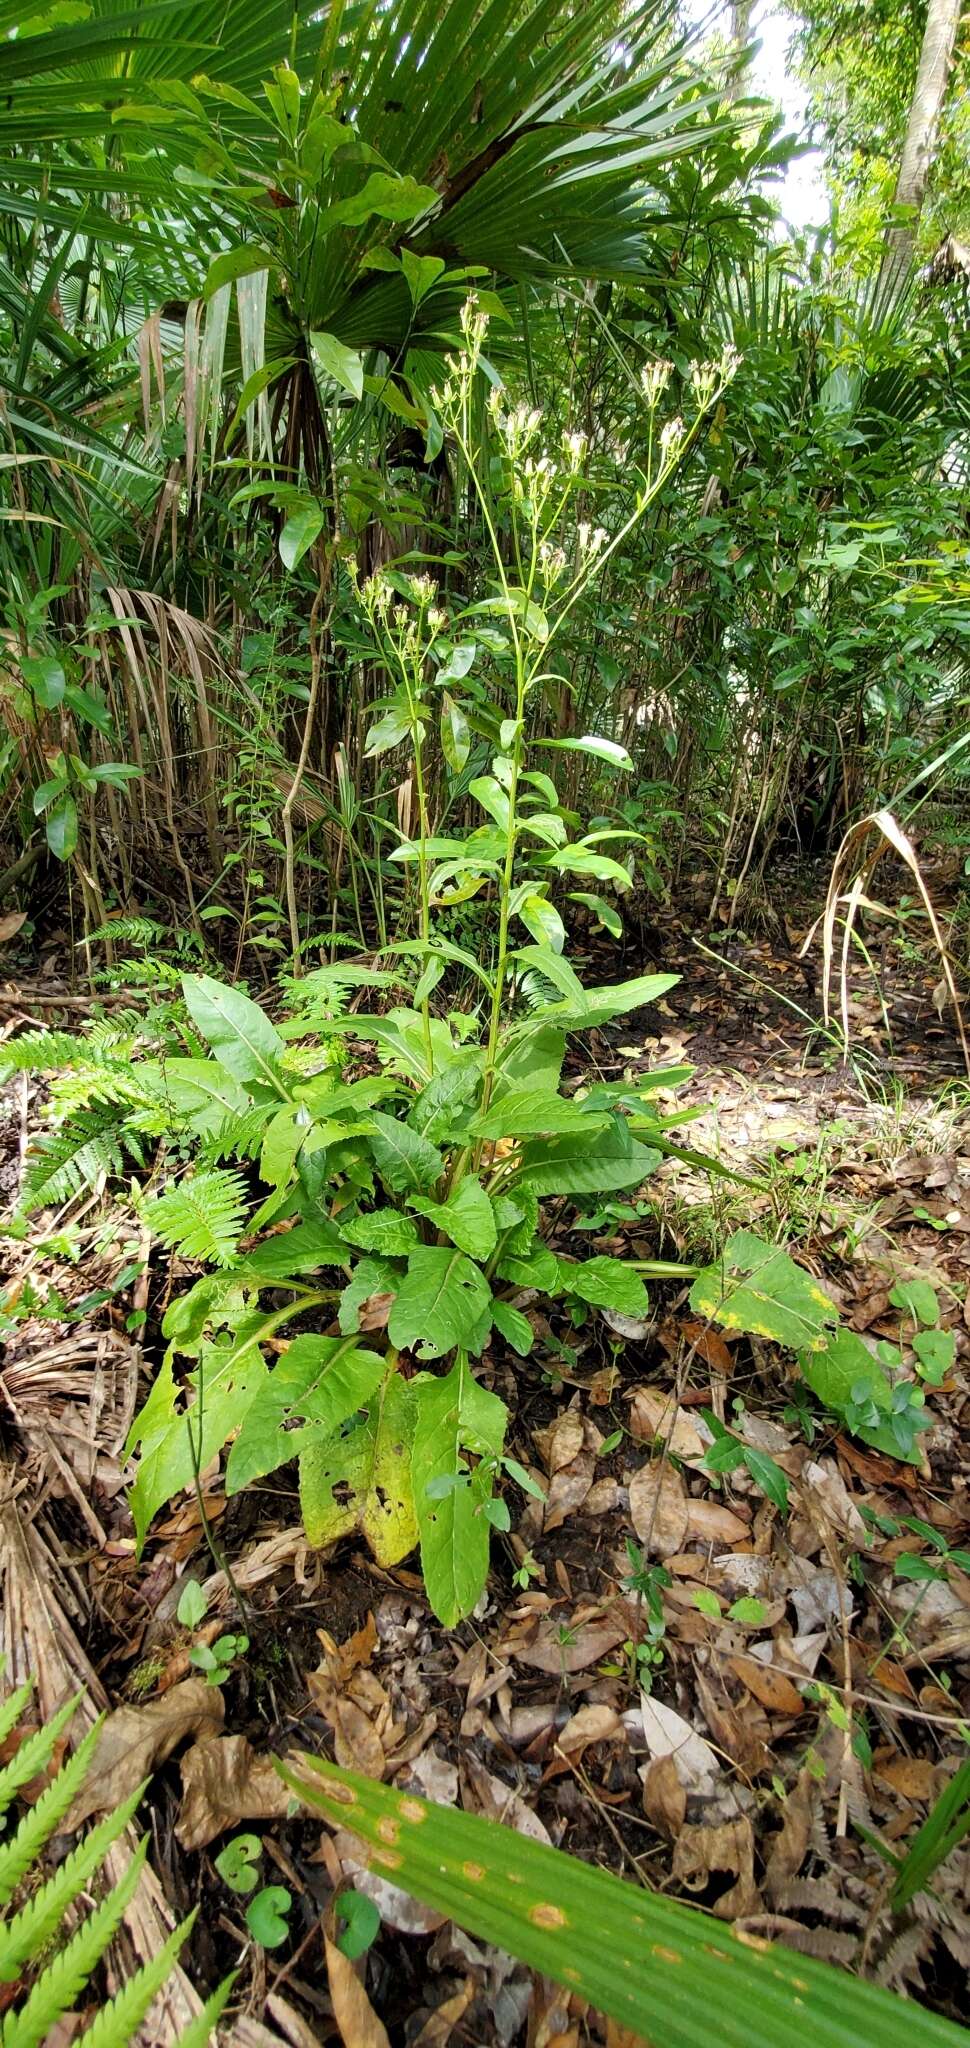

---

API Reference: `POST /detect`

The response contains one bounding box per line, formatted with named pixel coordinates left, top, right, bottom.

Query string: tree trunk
left=882, top=0, right=962, bottom=287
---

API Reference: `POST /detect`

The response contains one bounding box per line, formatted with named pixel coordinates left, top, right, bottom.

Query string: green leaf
left=338, top=1257, right=400, bottom=1335
left=46, top=793, right=77, bottom=860
left=539, top=733, right=632, bottom=770
left=341, top=1210, right=419, bottom=1256
left=126, top=1317, right=273, bottom=1550
left=560, top=1256, right=648, bottom=1317
left=517, top=1119, right=660, bottom=1196
left=388, top=1248, right=492, bottom=1359
left=368, top=1111, right=443, bottom=1193
left=327, top=171, right=438, bottom=228
left=569, top=891, right=623, bottom=938
left=518, top=894, right=566, bottom=952
left=181, top=975, right=287, bottom=1097
left=215, top=1834, right=262, bottom=1895
left=282, top=1760, right=967, bottom=2048
left=204, top=244, right=276, bottom=296
left=400, top=249, right=445, bottom=306
left=409, top=1177, right=497, bottom=1259
left=412, top=1359, right=507, bottom=1625
left=741, top=1449, right=789, bottom=1513
left=334, top=1887, right=381, bottom=1961
left=299, top=1370, right=417, bottom=1565
left=310, top=330, right=364, bottom=401
left=176, top=1581, right=207, bottom=1629
left=245, top=1884, right=291, bottom=1948
left=690, top=1231, right=838, bottom=1350
left=279, top=501, right=325, bottom=571
left=226, top=1335, right=385, bottom=1492
left=692, top=1588, right=721, bottom=1617
left=440, top=691, right=470, bottom=773
left=22, top=653, right=66, bottom=708
left=472, top=1088, right=608, bottom=1141
left=889, top=1279, right=939, bottom=1326
left=913, top=1327, right=955, bottom=1383
left=490, top=1298, right=534, bottom=1356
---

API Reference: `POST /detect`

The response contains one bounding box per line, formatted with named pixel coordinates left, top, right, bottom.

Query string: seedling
left=701, top=1412, right=789, bottom=1511
left=334, top=1888, right=381, bottom=1959
left=190, top=1632, right=249, bottom=1686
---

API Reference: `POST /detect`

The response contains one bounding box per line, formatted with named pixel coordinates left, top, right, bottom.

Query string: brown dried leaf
left=685, top=1499, right=749, bottom=1545
left=875, top=1756, right=941, bottom=1802
left=325, top=1934, right=391, bottom=2048
left=628, top=1461, right=689, bottom=1557
left=412, top=1980, right=476, bottom=2045
left=696, top=1670, right=768, bottom=1773
left=765, top=1769, right=815, bottom=1897
left=176, top=1734, right=292, bottom=1850
left=535, top=1410, right=585, bottom=1475
left=0, top=912, right=26, bottom=943
left=543, top=1453, right=594, bottom=1533
left=628, top=1390, right=707, bottom=1461
left=318, top=1614, right=378, bottom=1685
left=672, top=1817, right=759, bottom=1917
left=641, top=1753, right=686, bottom=1837
left=66, top=1679, right=223, bottom=1829
left=556, top=1703, right=621, bottom=1759
left=510, top=1612, right=627, bottom=1675
left=728, top=1655, right=805, bottom=1717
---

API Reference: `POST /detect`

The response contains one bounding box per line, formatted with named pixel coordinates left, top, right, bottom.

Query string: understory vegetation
left=0, top=1, right=969, bottom=2043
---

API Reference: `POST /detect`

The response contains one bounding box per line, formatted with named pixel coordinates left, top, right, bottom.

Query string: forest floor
left=1, top=879, right=969, bottom=2046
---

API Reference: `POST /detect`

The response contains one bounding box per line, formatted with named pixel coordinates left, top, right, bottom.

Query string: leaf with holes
left=388, top=1248, right=492, bottom=1360
left=227, top=1336, right=385, bottom=1492
left=411, top=1359, right=507, bottom=1625
left=299, top=1370, right=417, bottom=1565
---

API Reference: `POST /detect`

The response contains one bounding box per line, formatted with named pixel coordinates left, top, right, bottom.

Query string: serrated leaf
left=341, top=1211, right=420, bottom=1256
left=409, top=1177, right=497, bottom=1258
left=369, top=1112, right=443, bottom=1193
left=412, top=1359, right=507, bottom=1625
left=299, top=1370, right=416, bottom=1564
left=690, top=1231, right=838, bottom=1350
left=226, top=1335, right=385, bottom=1492
left=517, top=1119, right=660, bottom=1196
left=561, top=1256, right=648, bottom=1317
left=388, top=1248, right=491, bottom=1359
left=471, top=1088, right=607, bottom=1141
left=490, top=1298, right=534, bottom=1356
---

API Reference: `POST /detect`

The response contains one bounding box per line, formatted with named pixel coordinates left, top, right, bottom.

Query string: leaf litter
left=2, top=906, right=970, bottom=2041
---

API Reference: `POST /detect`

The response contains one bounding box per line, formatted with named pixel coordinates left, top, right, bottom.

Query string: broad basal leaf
left=387, top=1248, right=492, bottom=1360
left=409, top=1177, right=497, bottom=1259
left=340, top=1211, right=420, bottom=1256
left=411, top=1359, right=507, bottom=1626
left=227, top=1335, right=385, bottom=1492
left=471, top=1088, right=608, bottom=1141
left=182, top=975, right=287, bottom=1098
left=518, top=1117, right=661, bottom=1197
left=339, top=1257, right=401, bottom=1335
left=368, top=1111, right=443, bottom=1193
left=561, top=1257, right=648, bottom=1317
left=127, top=1325, right=270, bottom=1551
left=490, top=1298, right=534, bottom=1356
left=690, top=1231, right=838, bottom=1351
left=798, top=1327, right=928, bottom=1463
left=299, top=1370, right=417, bottom=1566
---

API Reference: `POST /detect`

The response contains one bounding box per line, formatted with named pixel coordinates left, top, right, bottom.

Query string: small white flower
left=640, top=359, right=672, bottom=406
left=563, top=428, right=587, bottom=469
left=660, top=417, right=685, bottom=459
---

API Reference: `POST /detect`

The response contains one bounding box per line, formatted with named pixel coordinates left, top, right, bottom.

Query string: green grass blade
left=281, top=1756, right=967, bottom=2048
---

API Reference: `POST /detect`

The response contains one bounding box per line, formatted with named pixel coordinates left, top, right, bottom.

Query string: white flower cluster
left=577, top=521, right=608, bottom=558
left=640, top=359, right=672, bottom=407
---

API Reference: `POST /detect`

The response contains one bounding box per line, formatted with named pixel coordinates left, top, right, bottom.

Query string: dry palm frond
left=0, top=1474, right=204, bottom=2044
left=803, top=807, right=970, bottom=1075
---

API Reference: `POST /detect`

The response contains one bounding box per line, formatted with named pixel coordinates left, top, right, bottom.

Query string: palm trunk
left=882, top=0, right=962, bottom=288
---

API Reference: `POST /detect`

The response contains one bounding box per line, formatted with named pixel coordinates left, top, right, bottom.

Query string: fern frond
left=145, top=1170, right=249, bottom=1267
left=177, top=1971, right=237, bottom=2047
left=82, top=918, right=166, bottom=949
left=0, top=1784, right=148, bottom=1983
left=73, top=1914, right=192, bottom=2048
left=17, top=1113, right=135, bottom=1216
left=0, top=1841, right=149, bottom=2048
left=0, top=1032, right=79, bottom=1079
left=0, top=1687, right=36, bottom=1777
left=48, top=1065, right=161, bottom=1121
left=0, top=1693, right=83, bottom=1829
left=0, top=1721, right=101, bottom=1908
left=200, top=1104, right=274, bottom=1165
